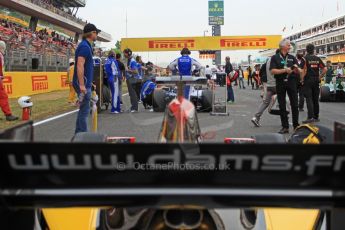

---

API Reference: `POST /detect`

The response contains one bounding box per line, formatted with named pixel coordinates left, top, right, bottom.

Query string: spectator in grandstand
left=336, top=63, right=344, bottom=77
left=123, top=48, right=139, bottom=113
left=73, top=23, right=100, bottom=133
left=116, top=53, right=125, bottom=105
left=67, top=58, right=76, bottom=105
left=0, top=41, right=18, bottom=121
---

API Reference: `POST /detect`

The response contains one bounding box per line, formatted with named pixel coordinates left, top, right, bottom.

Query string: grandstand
left=0, top=0, right=112, bottom=72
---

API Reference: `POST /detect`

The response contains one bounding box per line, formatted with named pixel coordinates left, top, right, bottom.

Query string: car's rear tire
left=71, top=132, right=108, bottom=143
left=153, top=90, right=167, bottom=112
left=320, top=86, right=331, bottom=102
left=201, top=90, right=213, bottom=112
left=252, top=133, right=287, bottom=144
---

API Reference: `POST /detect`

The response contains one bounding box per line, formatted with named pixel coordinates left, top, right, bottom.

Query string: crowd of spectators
left=25, top=0, right=86, bottom=25
left=0, top=19, right=76, bottom=55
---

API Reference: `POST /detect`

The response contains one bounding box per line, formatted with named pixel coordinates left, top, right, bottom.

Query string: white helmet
left=0, top=40, right=6, bottom=53
left=69, top=58, right=75, bottom=64
left=18, top=96, right=33, bottom=108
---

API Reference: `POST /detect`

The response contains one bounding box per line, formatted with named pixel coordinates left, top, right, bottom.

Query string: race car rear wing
left=1, top=143, right=345, bottom=209
left=155, top=76, right=208, bottom=85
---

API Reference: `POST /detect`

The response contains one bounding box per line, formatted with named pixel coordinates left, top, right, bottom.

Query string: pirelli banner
left=3, top=72, right=69, bottom=98
left=121, top=35, right=282, bottom=52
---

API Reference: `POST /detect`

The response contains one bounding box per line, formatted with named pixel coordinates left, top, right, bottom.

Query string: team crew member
left=270, top=39, right=301, bottom=134
left=251, top=50, right=279, bottom=127
left=247, top=66, right=253, bottom=87
left=225, top=57, right=235, bottom=103
left=205, top=65, right=212, bottom=80
left=105, top=51, right=121, bottom=113
left=302, top=44, right=327, bottom=124
left=325, top=61, right=333, bottom=84
left=116, top=53, right=125, bottom=104
left=237, top=66, right=245, bottom=89
left=73, top=23, right=100, bottom=133
left=0, top=41, right=18, bottom=121
left=296, top=53, right=306, bottom=111
left=136, top=56, right=147, bottom=103
left=67, top=58, right=76, bottom=104
left=123, top=48, right=139, bottom=112
left=168, top=48, right=201, bottom=99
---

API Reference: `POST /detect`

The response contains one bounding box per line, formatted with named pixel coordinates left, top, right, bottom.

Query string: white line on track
left=33, top=109, right=79, bottom=127
left=33, top=93, right=129, bottom=127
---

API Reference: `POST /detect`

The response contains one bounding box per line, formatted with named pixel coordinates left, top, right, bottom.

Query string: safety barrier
left=3, top=72, right=69, bottom=98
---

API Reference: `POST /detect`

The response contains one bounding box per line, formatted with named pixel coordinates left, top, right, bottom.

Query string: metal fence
left=5, top=49, right=70, bottom=72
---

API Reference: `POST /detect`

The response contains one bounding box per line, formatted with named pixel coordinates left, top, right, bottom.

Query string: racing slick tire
left=320, top=86, right=331, bottom=102
left=252, top=133, right=286, bottom=144
left=201, top=90, right=213, bottom=112
left=153, top=90, right=167, bottom=112
left=71, top=132, right=107, bottom=143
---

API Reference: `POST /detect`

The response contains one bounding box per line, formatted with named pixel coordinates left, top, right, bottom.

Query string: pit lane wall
left=2, top=72, right=69, bottom=98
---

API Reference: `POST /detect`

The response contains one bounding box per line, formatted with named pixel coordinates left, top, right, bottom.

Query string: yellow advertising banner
left=121, top=35, right=282, bottom=52
left=3, top=72, right=69, bottom=98
left=328, top=54, right=345, bottom=64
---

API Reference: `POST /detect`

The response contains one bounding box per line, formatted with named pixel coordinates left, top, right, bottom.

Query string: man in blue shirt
left=168, top=48, right=202, bottom=99
left=123, top=48, right=139, bottom=112
left=105, top=51, right=121, bottom=113
left=73, top=23, right=100, bottom=133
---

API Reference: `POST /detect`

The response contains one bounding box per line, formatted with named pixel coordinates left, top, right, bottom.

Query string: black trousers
left=298, top=85, right=305, bottom=109
left=303, top=79, right=320, bottom=119
left=276, top=79, right=299, bottom=129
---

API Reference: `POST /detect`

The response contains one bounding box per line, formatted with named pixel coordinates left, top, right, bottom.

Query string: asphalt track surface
left=34, top=85, right=345, bottom=142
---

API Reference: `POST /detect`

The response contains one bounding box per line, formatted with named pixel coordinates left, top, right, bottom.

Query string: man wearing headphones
left=123, top=48, right=139, bottom=112
left=168, top=48, right=202, bottom=99
left=105, top=51, right=121, bottom=113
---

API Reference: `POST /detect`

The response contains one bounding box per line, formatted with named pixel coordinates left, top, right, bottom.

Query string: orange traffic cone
left=22, top=107, right=31, bottom=121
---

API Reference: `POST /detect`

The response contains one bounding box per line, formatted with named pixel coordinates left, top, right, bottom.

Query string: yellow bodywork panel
left=264, top=209, right=320, bottom=230
left=42, top=208, right=99, bottom=230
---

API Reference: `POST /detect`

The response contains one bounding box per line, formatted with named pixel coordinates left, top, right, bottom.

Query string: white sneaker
left=130, top=110, right=138, bottom=113
left=110, top=111, right=119, bottom=114
left=149, top=108, right=154, bottom=112
left=138, top=100, right=142, bottom=104
left=251, top=117, right=261, bottom=127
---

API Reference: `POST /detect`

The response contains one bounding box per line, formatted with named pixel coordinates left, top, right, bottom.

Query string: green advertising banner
left=208, top=0, right=224, bottom=17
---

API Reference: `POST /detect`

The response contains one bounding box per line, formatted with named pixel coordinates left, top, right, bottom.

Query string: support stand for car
left=93, top=57, right=107, bottom=112
left=210, top=76, right=229, bottom=116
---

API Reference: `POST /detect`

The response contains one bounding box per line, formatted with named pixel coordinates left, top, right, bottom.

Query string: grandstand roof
left=55, top=0, right=86, bottom=8
left=0, top=0, right=112, bottom=42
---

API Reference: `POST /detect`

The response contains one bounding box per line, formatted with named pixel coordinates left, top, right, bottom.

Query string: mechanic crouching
left=270, top=39, right=302, bottom=134
left=168, top=48, right=202, bottom=99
